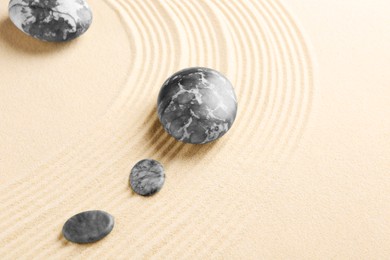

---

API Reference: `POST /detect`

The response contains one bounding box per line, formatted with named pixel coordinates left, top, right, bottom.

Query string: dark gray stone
left=129, top=159, right=165, bottom=196
left=8, top=0, right=93, bottom=42
left=157, top=67, right=238, bottom=144
left=62, top=210, right=114, bottom=244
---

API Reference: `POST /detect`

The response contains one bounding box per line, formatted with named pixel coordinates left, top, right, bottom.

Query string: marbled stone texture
left=62, top=210, right=114, bottom=244
left=158, top=67, right=238, bottom=144
left=8, top=0, right=93, bottom=42
left=129, top=159, right=165, bottom=196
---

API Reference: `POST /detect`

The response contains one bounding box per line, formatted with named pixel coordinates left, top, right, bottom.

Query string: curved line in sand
left=0, top=1, right=315, bottom=258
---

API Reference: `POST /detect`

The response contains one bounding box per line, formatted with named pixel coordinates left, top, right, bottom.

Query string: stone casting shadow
left=145, top=107, right=218, bottom=164
left=0, top=18, right=73, bottom=54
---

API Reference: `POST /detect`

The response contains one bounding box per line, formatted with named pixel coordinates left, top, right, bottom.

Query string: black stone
left=129, top=159, right=165, bottom=196
left=62, top=210, right=114, bottom=244
left=157, top=67, right=238, bottom=144
left=9, top=0, right=93, bottom=42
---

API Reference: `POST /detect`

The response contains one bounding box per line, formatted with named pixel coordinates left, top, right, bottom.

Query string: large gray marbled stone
left=8, top=0, right=93, bottom=42
left=158, top=67, right=238, bottom=144
left=129, top=159, right=165, bottom=196
left=62, top=210, right=114, bottom=244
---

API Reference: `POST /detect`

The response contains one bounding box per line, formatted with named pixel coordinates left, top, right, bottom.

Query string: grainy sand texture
left=0, top=0, right=389, bottom=259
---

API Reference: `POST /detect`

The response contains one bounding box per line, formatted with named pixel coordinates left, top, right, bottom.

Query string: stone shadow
left=145, top=106, right=219, bottom=164
left=0, top=18, right=74, bottom=54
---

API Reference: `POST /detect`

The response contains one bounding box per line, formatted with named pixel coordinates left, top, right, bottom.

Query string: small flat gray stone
left=129, top=159, right=165, bottom=196
left=157, top=67, right=238, bottom=144
left=62, top=210, right=114, bottom=244
left=8, top=0, right=93, bottom=42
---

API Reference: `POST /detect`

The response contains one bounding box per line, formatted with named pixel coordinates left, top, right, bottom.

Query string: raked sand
left=0, top=0, right=389, bottom=258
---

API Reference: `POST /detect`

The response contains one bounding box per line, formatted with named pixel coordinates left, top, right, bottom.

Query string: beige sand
left=0, top=0, right=389, bottom=258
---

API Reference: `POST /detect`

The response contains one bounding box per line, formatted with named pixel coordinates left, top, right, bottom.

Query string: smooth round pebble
left=157, top=67, right=238, bottom=144
left=129, top=159, right=165, bottom=196
left=62, top=210, right=114, bottom=244
left=8, top=0, right=93, bottom=42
